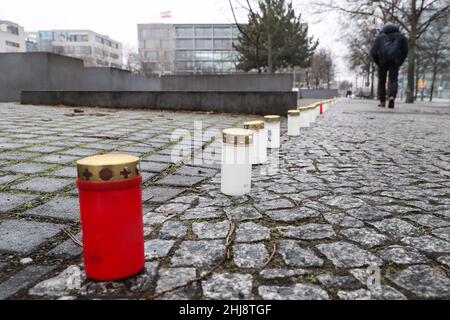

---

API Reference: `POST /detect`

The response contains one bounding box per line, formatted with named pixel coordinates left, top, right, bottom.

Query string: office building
left=35, top=29, right=123, bottom=68
left=0, top=20, right=26, bottom=53
left=138, top=23, right=241, bottom=75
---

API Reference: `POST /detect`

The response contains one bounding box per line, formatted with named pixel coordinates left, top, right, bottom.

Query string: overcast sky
left=2, top=0, right=353, bottom=80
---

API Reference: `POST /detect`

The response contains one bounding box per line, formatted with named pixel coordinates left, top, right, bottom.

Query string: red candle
left=76, top=154, right=144, bottom=281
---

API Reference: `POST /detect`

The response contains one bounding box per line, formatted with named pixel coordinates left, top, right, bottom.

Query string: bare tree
left=313, top=0, right=450, bottom=103
left=228, top=0, right=264, bottom=73
left=345, top=18, right=380, bottom=98
left=125, top=51, right=143, bottom=75
left=417, top=14, right=450, bottom=101
left=309, top=49, right=335, bottom=89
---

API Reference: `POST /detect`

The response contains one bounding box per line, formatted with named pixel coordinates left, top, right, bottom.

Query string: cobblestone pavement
left=0, top=100, right=449, bottom=300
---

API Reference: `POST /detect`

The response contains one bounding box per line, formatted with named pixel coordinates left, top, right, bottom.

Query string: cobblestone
left=0, top=192, right=39, bottom=213
left=233, top=243, right=269, bottom=269
left=24, top=196, right=80, bottom=221
left=1, top=100, right=449, bottom=300
left=192, top=221, right=230, bottom=239
left=202, top=273, right=253, bottom=300
left=387, top=265, right=450, bottom=298
left=0, top=266, right=55, bottom=299
left=160, top=221, right=188, bottom=239
left=277, top=224, right=336, bottom=240
left=235, top=222, right=270, bottom=242
left=316, top=242, right=383, bottom=268
left=278, top=240, right=324, bottom=267
left=172, top=240, right=225, bottom=268
left=0, top=220, right=63, bottom=254
left=258, top=284, right=329, bottom=300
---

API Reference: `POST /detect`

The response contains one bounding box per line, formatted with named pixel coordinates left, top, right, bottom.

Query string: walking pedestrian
left=370, top=23, right=408, bottom=109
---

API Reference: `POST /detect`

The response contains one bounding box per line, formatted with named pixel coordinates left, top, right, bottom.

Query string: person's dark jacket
left=370, top=24, right=408, bottom=66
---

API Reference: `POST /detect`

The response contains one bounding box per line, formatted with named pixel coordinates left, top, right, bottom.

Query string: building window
left=94, top=47, right=109, bottom=57
left=145, top=40, right=160, bottom=49
left=176, top=39, right=194, bottom=49
left=232, top=26, right=241, bottom=37
left=138, top=40, right=145, bottom=49
left=161, top=40, right=174, bottom=49
left=39, top=31, right=54, bottom=41
left=195, top=26, right=213, bottom=37
left=175, top=26, right=194, bottom=37
left=195, top=61, right=215, bottom=73
left=214, top=39, right=231, bottom=50
left=194, top=51, right=211, bottom=61
left=68, top=34, right=89, bottom=42
left=162, top=62, right=174, bottom=71
left=223, top=61, right=236, bottom=72
left=77, top=46, right=92, bottom=54
left=222, top=51, right=237, bottom=60
left=175, top=50, right=194, bottom=60
left=7, top=25, right=19, bottom=35
left=5, top=40, right=20, bottom=48
left=145, top=51, right=159, bottom=61
left=58, top=33, right=68, bottom=41
left=141, top=28, right=167, bottom=38
left=164, top=51, right=175, bottom=61
left=195, top=39, right=213, bottom=49
left=110, top=53, right=119, bottom=59
left=175, top=61, right=195, bottom=71
left=214, top=26, right=232, bottom=38
left=95, top=36, right=114, bottom=47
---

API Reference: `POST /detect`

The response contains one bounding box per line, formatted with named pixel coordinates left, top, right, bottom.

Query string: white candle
left=244, top=120, right=268, bottom=165
left=287, top=110, right=300, bottom=136
left=221, top=128, right=253, bottom=196
left=264, top=115, right=281, bottom=149
left=298, top=107, right=310, bottom=128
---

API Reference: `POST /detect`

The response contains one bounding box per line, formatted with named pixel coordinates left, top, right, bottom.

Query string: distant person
left=370, top=23, right=408, bottom=109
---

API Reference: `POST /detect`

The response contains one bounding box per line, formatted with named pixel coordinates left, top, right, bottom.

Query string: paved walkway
left=0, top=100, right=449, bottom=300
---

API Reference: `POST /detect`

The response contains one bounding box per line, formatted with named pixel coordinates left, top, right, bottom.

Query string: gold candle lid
left=243, top=120, right=265, bottom=131
left=222, top=128, right=253, bottom=146
left=264, top=115, right=281, bottom=122
left=288, top=109, right=300, bottom=116
left=77, top=154, right=140, bottom=183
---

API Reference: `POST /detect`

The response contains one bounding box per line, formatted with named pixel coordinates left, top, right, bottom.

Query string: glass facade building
left=138, top=23, right=241, bottom=75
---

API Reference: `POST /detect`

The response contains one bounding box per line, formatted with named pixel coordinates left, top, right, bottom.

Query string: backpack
left=380, top=33, right=401, bottom=65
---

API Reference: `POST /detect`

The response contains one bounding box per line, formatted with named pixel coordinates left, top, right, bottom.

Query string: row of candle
left=220, top=99, right=337, bottom=196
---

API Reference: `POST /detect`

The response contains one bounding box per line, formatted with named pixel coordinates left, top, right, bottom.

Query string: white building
left=0, top=20, right=26, bottom=53
left=35, top=30, right=123, bottom=68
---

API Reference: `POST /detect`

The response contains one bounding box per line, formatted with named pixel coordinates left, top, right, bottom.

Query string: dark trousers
left=378, top=64, right=399, bottom=102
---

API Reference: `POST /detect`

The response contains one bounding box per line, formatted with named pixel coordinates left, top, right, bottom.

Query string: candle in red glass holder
left=76, top=154, right=144, bottom=281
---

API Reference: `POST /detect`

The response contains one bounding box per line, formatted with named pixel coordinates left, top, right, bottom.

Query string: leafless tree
left=228, top=0, right=264, bottom=72
left=309, top=49, right=335, bottom=89
left=345, top=18, right=380, bottom=98
left=125, top=51, right=143, bottom=75
left=416, top=14, right=450, bottom=101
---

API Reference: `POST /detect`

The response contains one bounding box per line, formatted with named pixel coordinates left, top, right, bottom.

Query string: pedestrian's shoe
left=378, top=101, right=386, bottom=108
left=388, top=97, right=395, bottom=109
